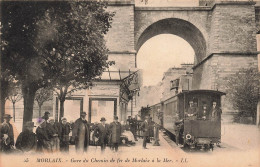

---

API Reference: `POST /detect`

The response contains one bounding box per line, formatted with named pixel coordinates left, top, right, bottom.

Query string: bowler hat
left=25, top=121, right=36, bottom=127
left=3, top=114, right=12, bottom=119
left=100, top=117, right=106, bottom=122
left=44, top=111, right=50, bottom=115
left=80, top=112, right=87, bottom=116
left=114, top=116, right=118, bottom=120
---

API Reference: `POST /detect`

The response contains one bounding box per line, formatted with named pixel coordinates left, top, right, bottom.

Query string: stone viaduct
left=3, top=0, right=260, bottom=123
left=105, top=0, right=259, bottom=113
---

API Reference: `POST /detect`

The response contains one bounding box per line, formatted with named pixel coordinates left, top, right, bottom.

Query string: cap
left=61, top=117, right=67, bottom=121
left=100, top=117, right=106, bottom=122
left=3, top=114, right=12, bottom=119
left=80, top=112, right=87, bottom=116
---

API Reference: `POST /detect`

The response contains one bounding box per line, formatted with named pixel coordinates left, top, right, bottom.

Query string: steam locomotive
left=141, top=76, right=226, bottom=150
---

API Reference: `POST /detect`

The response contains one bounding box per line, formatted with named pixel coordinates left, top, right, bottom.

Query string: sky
left=137, top=34, right=194, bottom=86
left=135, top=0, right=197, bottom=86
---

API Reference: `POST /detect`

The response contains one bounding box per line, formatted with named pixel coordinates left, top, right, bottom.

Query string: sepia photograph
left=0, top=0, right=260, bottom=167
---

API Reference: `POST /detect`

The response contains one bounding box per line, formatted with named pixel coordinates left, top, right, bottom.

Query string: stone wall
left=106, top=3, right=136, bottom=70
left=193, top=54, right=258, bottom=112
left=208, top=2, right=257, bottom=54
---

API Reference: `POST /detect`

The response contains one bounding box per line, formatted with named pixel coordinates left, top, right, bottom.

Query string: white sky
left=135, top=0, right=197, bottom=86
left=137, top=34, right=194, bottom=86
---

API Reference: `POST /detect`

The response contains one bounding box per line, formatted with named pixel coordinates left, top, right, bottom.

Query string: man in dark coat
left=185, top=101, right=198, bottom=120
left=47, top=117, right=59, bottom=152
left=42, top=111, right=50, bottom=121
left=129, top=117, right=138, bottom=141
left=58, top=117, right=70, bottom=152
left=72, top=112, right=90, bottom=153
left=109, top=116, right=121, bottom=152
left=94, top=117, right=109, bottom=152
left=140, top=116, right=149, bottom=149
left=210, top=101, right=222, bottom=121
left=36, top=118, right=51, bottom=153
left=15, top=121, right=37, bottom=152
left=0, top=114, right=14, bottom=153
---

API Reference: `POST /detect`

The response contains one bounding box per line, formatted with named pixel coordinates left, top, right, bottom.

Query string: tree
left=7, top=83, right=22, bottom=122
left=35, top=1, right=114, bottom=119
left=1, top=1, right=59, bottom=128
left=0, top=20, right=17, bottom=122
left=225, top=68, right=260, bottom=123
left=1, top=1, right=114, bottom=127
left=35, top=87, right=53, bottom=118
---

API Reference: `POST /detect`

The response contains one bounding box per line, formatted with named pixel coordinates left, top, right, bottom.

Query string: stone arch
left=136, top=18, right=207, bottom=64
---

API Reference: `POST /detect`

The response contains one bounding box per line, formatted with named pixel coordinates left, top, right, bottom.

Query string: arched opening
left=137, top=34, right=194, bottom=86
left=136, top=18, right=207, bottom=65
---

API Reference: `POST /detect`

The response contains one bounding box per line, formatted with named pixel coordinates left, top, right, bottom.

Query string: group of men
left=0, top=110, right=157, bottom=154
left=0, top=112, right=71, bottom=153
left=90, top=114, right=122, bottom=152
left=185, top=101, right=222, bottom=120
left=0, top=111, right=127, bottom=154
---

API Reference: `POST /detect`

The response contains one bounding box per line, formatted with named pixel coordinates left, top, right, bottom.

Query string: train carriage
left=165, top=90, right=225, bottom=150
left=146, top=89, right=225, bottom=150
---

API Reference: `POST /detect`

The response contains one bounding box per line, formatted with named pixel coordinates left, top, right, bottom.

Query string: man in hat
left=210, top=101, right=222, bottom=121
left=46, top=117, right=60, bottom=152
left=15, top=121, right=37, bottom=152
left=94, top=117, right=109, bottom=152
left=72, top=112, right=90, bottom=153
left=185, top=100, right=198, bottom=120
left=109, top=116, right=121, bottom=152
left=140, top=116, right=149, bottom=149
left=36, top=118, right=51, bottom=153
left=42, top=111, right=51, bottom=121
left=58, top=117, right=71, bottom=152
left=0, top=114, right=14, bottom=152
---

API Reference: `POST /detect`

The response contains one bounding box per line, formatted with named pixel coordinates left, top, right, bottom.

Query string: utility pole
left=256, top=34, right=260, bottom=126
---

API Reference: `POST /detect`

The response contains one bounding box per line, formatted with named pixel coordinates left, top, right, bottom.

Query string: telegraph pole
left=256, top=34, right=260, bottom=126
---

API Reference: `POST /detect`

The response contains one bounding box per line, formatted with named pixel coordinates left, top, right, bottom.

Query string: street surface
left=2, top=121, right=260, bottom=167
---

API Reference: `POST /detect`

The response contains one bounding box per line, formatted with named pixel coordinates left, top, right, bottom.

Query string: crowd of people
left=0, top=111, right=155, bottom=154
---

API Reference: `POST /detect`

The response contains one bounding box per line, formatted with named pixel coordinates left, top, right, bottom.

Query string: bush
left=226, top=68, right=260, bottom=124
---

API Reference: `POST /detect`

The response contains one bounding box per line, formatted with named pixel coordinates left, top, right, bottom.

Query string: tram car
left=148, top=89, right=225, bottom=150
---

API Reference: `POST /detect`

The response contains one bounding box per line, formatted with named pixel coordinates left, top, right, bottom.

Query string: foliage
left=1, top=1, right=114, bottom=123
left=7, top=81, right=23, bottom=104
left=1, top=1, right=68, bottom=125
left=35, top=87, right=53, bottom=108
left=225, top=68, right=259, bottom=123
left=35, top=1, right=114, bottom=103
left=35, top=87, right=53, bottom=117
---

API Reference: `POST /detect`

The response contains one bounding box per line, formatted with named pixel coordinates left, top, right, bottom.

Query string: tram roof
left=178, top=89, right=226, bottom=96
